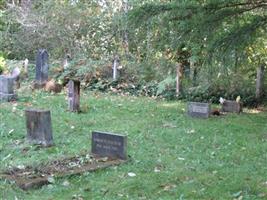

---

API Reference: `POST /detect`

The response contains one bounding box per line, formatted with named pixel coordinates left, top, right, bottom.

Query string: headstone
left=11, top=67, right=21, bottom=89
left=68, top=80, right=80, bottom=112
left=0, top=75, right=17, bottom=101
left=34, top=49, right=49, bottom=88
left=23, top=58, right=29, bottom=78
left=188, top=102, right=210, bottom=118
left=92, top=131, right=127, bottom=160
left=221, top=100, right=242, bottom=113
left=25, top=108, right=53, bottom=146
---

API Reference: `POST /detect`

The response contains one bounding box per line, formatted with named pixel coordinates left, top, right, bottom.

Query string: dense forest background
left=0, top=0, right=266, bottom=105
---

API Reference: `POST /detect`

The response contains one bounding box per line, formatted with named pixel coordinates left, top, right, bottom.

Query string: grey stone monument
left=221, top=100, right=242, bottom=113
left=11, top=67, right=21, bottom=89
left=68, top=80, right=80, bottom=112
left=92, top=131, right=127, bottom=160
left=34, top=49, right=49, bottom=88
left=0, top=75, right=17, bottom=101
left=188, top=102, right=210, bottom=118
left=25, top=108, right=53, bottom=147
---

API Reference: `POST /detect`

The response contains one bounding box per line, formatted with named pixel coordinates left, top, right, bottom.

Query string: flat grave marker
left=92, top=131, right=127, bottom=160
left=188, top=102, right=210, bottom=118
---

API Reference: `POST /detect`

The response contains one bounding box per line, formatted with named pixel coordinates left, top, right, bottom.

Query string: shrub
left=0, top=56, right=6, bottom=74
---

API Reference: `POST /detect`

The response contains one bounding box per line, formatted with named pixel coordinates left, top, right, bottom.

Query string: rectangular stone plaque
left=221, top=100, right=242, bottom=113
left=92, top=131, right=127, bottom=160
left=188, top=102, right=210, bottom=118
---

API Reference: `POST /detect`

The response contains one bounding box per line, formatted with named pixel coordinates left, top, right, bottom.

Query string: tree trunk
left=122, top=0, right=129, bottom=55
left=176, top=63, right=182, bottom=96
left=256, top=65, right=265, bottom=100
left=190, top=61, right=197, bottom=86
left=113, top=55, right=119, bottom=81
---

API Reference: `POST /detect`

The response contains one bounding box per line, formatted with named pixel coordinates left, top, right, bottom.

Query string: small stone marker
left=25, top=108, right=53, bottom=146
left=68, top=80, right=80, bottom=112
left=0, top=75, right=17, bottom=101
left=92, top=131, right=127, bottom=160
left=188, top=102, right=210, bottom=118
left=221, top=100, right=242, bottom=113
left=34, top=49, right=49, bottom=88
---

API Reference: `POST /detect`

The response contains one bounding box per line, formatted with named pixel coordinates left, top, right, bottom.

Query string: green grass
left=0, top=84, right=267, bottom=200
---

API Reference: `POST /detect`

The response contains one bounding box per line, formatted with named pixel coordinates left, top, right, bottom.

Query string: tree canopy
left=130, top=0, right=267, bottom=61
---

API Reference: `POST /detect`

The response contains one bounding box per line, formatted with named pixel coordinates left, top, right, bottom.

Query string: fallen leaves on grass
left=162, top=123, right=177, bottom=128
left=160, top=183, right=177, bottom=191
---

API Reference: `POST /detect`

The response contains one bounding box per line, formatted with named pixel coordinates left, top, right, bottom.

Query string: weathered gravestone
left=92, top=131, right=127, bottom=160
left=0, top=75, right=17, bottom=101
left=25, top=108, right=53, bottom=146
left=68, top=80, right=80, bottom=112
left=11, top=67, right=21, bottom=89
left=188, top=102, right=210, bottom=118
left=221, top=100, right=242, bottom=113
left=34, top=49, right=49, bottom=88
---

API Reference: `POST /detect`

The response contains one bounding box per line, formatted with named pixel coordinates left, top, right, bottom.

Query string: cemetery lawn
left=0, top=88, right=267, bottom=200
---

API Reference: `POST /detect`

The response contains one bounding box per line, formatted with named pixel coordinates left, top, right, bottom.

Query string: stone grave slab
left=0, top=75, right=17, bottom=102
left=25, top=108, right=53, bottom=146
left=188, top=102, right=210, bottom=118
left=68, top=80, right=80, bottom=112
left=92, top=131, right=127, bottom=160
left=0, top=154, right=127, bottom=190
left=221, top=100, right=242, bottom=113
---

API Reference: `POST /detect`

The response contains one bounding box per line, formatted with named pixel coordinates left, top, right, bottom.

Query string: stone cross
left=25, top=108, right=53, bottom=147
left=188, top=102, right=210, bottom=118
left=35, top=49, right=49, bottom=87
left=68, top=80, right=80, bottom=112
left=0, top=75, right=17, bottom=101
left=92, top=131, right=127, bottom=160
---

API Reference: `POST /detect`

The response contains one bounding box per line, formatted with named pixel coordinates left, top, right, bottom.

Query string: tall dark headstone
left=0, top=75, right=17, bottom=101
left=221, top=100, right=242, bottom=113
left=68, top=80, right=80, bottom=112
left=34, top=49, right=49, bottom=88
left=92, top=131, right=127, bottom=160
left=25, top=108, right=53, bottom=147
left=188, top=102, right=210, bottom=118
